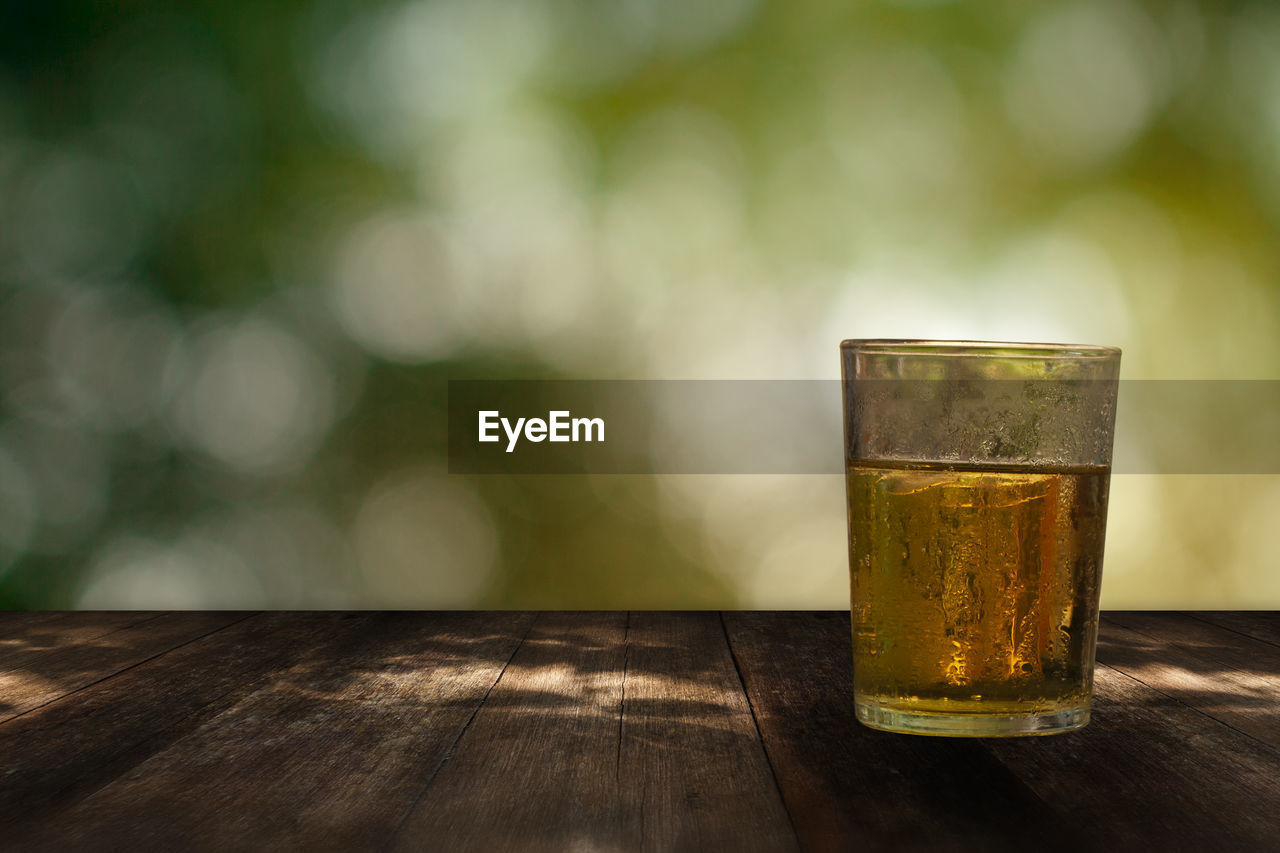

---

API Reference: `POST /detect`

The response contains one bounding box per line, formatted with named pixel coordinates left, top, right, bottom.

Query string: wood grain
left=1098, top=612, right=1280, bottom=748
left=0, top=612, right=155, bottom=648
left=0, top=613, right=361, bottom=829
left=0, top=612, right=243, bottom=722
left=390, top=612, right=796, bottom=852
left=17, top=612, right=535, bottom=852
left=389, top=612, right=630, bottom=852
left=1184, top=611, right=1280, bottom=649
left=1, top=611, right=1278, bottom=852
left=984, top=661, right=1280, bottom=850
left=0, top=612, right=78, bottom=641
left=618, top=612, right=796, bottom=852
left=722, top=611, right=1074, bottom=853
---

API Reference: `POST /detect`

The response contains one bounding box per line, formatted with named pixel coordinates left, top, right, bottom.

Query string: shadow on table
left=6, top=610, right=1278, bottom=852
left=1097, top=623, right=1280, bottom=713
left=1, top=612, right=793, bottom=851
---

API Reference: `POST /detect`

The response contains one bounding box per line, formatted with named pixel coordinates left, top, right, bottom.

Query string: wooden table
left=1, top=611, right=1278, bottom=851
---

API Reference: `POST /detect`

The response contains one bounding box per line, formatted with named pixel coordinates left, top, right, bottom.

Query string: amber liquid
left=847, top=461, right=1110, bottom=721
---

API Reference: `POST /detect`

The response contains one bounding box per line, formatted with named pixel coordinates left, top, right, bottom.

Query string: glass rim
left=839, top=339, right=1121, bottom=359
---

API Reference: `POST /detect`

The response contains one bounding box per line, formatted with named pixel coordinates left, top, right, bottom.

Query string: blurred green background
left=1, top=0, right=1277, bottom=609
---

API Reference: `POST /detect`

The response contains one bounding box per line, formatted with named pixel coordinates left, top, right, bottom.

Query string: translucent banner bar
left=447, top=381, right=1280, bottom=474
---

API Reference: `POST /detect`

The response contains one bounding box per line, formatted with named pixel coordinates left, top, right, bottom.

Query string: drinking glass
left=841, top=340, right=1121, bottom=736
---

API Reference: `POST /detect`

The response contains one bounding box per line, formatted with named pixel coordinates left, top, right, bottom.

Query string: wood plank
left=16, top=612, right=536, bottom=852
left=0, top=611, right=76, bottom=640
left=0, top=613, right=371, bottom=830
left=389, top=611, right=795, bottom=852
left=0, top=611, right=242, bottom=722
left=4, top=610, right=1278, bottom=850
left=723, top=611, right=1075, bottom=853
left=0, top=611, right=158, bottom=654
left=1185, top=611, right=1280, bottom=649
left=618, top=612, right=797, bottom=851
left=984, top=661, right=1280, bottom=850
left=1098, top=612, right=1280, bottom=748
left=389, top=612, right=630, bottom=852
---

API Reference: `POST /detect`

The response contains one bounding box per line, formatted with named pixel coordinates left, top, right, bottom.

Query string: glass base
left=855, top=701, right=1089, bottom=737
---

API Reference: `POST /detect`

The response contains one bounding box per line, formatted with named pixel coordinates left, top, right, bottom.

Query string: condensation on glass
left=841, top=340, right=1121, bottom=736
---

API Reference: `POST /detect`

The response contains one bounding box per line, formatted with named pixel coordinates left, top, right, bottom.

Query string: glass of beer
left=841, top=340, right=1121, bottom=736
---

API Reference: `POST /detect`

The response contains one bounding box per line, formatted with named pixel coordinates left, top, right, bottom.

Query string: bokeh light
left=1004, top=2, right=1166, bottom=170
left=0, top=0, right=1277, bottom=609
left=352, top=468, right=498, bottom=607
left=168, top=315, right=336, bottom=474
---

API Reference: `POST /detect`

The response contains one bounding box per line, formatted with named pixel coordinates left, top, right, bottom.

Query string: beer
left=847, top=460, right=1110, bottom=729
